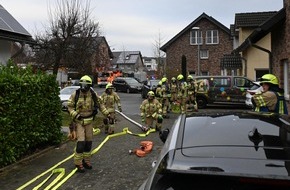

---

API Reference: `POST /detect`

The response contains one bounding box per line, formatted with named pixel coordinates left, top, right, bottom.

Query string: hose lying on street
left=17, top=111, right=155, bottom=190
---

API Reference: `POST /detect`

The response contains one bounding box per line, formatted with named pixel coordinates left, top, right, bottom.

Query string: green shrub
left=0, top=61, right=63, bottom=167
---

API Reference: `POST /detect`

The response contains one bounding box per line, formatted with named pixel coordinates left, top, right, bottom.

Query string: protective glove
left=76, top=114, right=83, bottom=121
left=118, top=107, right=122, bottom=112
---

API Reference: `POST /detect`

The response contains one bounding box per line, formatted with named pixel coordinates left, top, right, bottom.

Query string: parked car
left=193, top=75, right=255, bottom=108
left=138, top=111, right=290, bottom=190
left=112, top=77, right=142, bottom=93
left=59, top=86, right=80, bottom=111
left=141, top=79, right=160, bottom=99
left=245, top=81, right=263, bottom=108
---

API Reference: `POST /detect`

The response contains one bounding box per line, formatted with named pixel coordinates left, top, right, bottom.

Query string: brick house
left=160, top=12, right=232, bottom=80
left=233, top=0, right=290, bottom=111
left=232, top=11, right=278, bottom=81
left=92, top=36, right=114, bottom=78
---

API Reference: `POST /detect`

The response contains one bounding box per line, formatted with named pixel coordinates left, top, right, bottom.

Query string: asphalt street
left=0, top=88, right=250, bottom=190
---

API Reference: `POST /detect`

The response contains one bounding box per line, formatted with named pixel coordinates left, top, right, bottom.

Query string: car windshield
left=60, top=87, right=78, bottom=95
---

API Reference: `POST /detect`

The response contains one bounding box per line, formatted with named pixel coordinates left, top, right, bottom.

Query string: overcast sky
left=1, top=0, right=283, bottom=57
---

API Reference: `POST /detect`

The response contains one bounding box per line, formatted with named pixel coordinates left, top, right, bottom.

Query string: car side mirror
left=159, top=128, right=170, bottom=143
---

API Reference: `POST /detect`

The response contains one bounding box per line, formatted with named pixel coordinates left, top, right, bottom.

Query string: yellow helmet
left=161, top=77, right=167, bottom=83
left=171, top=77, right=176, bottom=81
left=158, top=81, right=162, bottom=85
left=79, top=75, right=92, bottom=91
left=187, top=75, right=193, bottom=80
left=260, top=74, right=279, bottom=85
left=177, top=74, right=184, bottom=81
left=106, top=83, right=114, bottom=89
left=80, top=75, right=92, bottom=84
left=147, top=91, right=155, bottom=97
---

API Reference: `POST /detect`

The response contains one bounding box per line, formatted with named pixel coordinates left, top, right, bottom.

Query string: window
left=200, top=49, right=209, bottom=59
left=206, top=30, right=219, bottom=44
left=190, top=30, right=202, bottom=45
left=209, top=77, right=230, bottom=87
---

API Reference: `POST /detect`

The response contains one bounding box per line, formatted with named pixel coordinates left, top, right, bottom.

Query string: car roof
left=163, top=111, right=290, bottom=178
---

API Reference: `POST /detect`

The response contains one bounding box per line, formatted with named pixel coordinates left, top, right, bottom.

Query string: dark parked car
left=141, top=79, right=160, bottom=99
left=112, top=77, right=142, bottom=93
left=138, top=111, right=290, bottom=190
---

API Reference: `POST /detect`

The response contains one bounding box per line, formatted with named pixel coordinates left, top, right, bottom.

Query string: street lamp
left=192, top=27, right=200, bottom=76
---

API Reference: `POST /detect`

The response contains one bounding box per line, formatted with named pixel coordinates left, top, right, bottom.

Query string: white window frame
left=200, top=49, right=209, bottom=59
left=190, top=30, right=202, bottom=45
left=206, top=30, right=219, bottom=44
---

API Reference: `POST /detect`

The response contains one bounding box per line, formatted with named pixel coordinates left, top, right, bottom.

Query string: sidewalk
left=0, top=113, right=177, bottom=190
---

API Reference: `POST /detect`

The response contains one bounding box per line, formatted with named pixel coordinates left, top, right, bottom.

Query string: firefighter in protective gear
left=251, top=74, right=288, bottom=114
left=140, top=91, right=163, bottom=131
left=186, top=75, right=198, bottom=112
left=161, top=77, right=170, bottom=118
left=155, top=81, right=162, bottom=103
left=170, top=77, right=178, bottom=102
left=176, top=74, right=188, bottom=114
left=101, top=83, right=122, bottom=134
left=67, top=75, right=110, bottom=173
left=170, top=77, right=180, bottom=113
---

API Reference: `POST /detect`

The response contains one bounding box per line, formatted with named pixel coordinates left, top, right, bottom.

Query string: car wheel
left=196, top=97, right=207, bottom=109
left=127, top=88, right=130, bottom=93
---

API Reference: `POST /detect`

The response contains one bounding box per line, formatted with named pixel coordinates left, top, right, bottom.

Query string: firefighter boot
left=82, top=159, right=92, bottom=169
left=75, top=164, right=85, bottom=173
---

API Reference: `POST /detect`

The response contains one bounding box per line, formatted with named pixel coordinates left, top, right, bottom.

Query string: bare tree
left=152, top=31, right=166, bottom=77
left=34, top=0, right=100, bottom=75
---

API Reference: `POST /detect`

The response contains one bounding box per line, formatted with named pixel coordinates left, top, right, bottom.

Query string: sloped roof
left=111, top=51, right=142, bottom=65
left=95, top=36, right=114, bottom=58
left=0, top=5, right=34, bottom=44
left=233, top=8, right=285, bottom=53
left=160, top=12, right=230, bottom=52
left=235, top=11, right=278, bottom=28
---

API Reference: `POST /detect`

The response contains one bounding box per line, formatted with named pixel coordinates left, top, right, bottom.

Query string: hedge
left=0, top=61, right=63, bottom=167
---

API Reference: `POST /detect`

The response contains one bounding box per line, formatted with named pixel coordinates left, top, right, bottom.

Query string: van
left=193, top=76, right=255, bottom=108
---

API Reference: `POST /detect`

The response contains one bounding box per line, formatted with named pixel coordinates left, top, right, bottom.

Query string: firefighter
left=101, top=83, right=122, bottom=134
left=160, top=77, right=170, bottom=118
left=187, top=75, right=198, bottom=112
left=251, top=74, right=288, bottom=114
left=140, top=91, right=163, bottom=131
left=67, top=75, right=110, bottom=173
left=155, top=81, right=162, bottom=103
left=176, top=74, right=188, bottom=114
left=170, top=77, right=178, bottom=103
left=169, top=77, right=180, bottom=113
